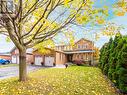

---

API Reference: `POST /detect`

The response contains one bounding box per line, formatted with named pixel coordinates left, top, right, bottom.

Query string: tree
left=116, top=42, right=127, bottom=93
left=0, top=0, right=105, bottom=81
left=99, top=39, right=111, bottom=75
left=108, top=33, right=122, bottom=80
left=101, top=38, right=112, bottom=75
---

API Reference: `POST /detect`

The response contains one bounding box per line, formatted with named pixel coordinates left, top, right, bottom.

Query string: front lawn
left=0, top=66, right=119, bottom=95
left=0, top=63, right=18, bottom=68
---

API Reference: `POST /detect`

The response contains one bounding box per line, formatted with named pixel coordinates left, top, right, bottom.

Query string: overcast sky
left=0, top=0, right=127, bottom=52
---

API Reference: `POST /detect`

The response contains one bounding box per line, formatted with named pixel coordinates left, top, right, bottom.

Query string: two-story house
left=55, top=38, right=95, bottom=64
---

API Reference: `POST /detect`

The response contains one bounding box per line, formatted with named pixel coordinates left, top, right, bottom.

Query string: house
left=10, top=47, right=34, bottom=64
left=34, top=38, right=95, bottom=66
left=10, top=38, right=95, bottom=66
left=33, top=48, right=56, bottom=66
left=33, top=47, right=67, bottom=66
left=0, top=53, right=11, bottom=60
left=55, top=38, right=95, bottom=64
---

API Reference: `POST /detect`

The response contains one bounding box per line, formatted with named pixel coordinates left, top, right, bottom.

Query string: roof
left=74, top=38, right=93, bottom=45
left=0, top=53, right=11, bottom=56
left=64, top=50, right=95, bottom=54
left=55, top=38, right=93, bottom=47
left=10, top=47, right=33, bottom=54
left=33, top=47, right=55, bottom=52
left=10, top=47, right=17, bottom=53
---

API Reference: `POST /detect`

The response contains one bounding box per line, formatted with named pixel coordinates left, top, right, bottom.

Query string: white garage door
left=17, top=56, right=19, bottom=64
left=12, top=55, right=16, bottom=63
left=45, top=56, right=54, bottom=66
left=35, top=56, right=43, bottom=65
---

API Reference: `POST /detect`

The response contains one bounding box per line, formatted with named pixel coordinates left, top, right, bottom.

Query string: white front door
left=45, top=56, right=54, bottom=66
left=12, top=55, right=16, bottom=63
left=35, top=56, right=43, bottom=65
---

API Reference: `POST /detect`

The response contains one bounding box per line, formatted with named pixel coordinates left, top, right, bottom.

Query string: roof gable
left=74, top=38, right=92, bottom=45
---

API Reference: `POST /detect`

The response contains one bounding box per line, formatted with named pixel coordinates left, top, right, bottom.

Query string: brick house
left=34, top=38, right=95, bottom=66
left=33, top=47, right=67, bottom=66
left=55, top=38, right=95, bottom=64
left=0, top=53, right=11, bottom=60
left=10, top=47, right=34, bottom=64
left=10, top=38, right=95, bottom=66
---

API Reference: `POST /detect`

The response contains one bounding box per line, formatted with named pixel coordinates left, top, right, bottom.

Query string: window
left=78, top=44, right=80, bottom=49
left=83, top=44, right=88, bottom=49
left=81, top=55, right=83, bottom=59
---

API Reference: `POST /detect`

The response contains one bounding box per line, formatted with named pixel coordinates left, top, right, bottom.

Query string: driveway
left=0, top=65, right=41, bottom=80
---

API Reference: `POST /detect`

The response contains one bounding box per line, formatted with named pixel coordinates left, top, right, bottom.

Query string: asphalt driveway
left=0, top=65, right=41, bottom=80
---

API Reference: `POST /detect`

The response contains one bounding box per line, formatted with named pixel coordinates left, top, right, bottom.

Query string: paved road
left=0, top=65, right=41, bottom=80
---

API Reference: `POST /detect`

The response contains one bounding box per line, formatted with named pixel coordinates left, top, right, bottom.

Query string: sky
left=0, top=0, right=127, bottom=52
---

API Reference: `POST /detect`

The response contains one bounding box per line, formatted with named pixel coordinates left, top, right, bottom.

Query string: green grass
left=0, top=63, right=18, bottom=68
left=0, top=66, right=119, bottom=95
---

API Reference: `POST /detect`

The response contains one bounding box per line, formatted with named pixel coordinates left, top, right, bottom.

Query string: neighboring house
left=0, top=53, right=11, bottom=60
left=10, top=47, right=34, bottom=64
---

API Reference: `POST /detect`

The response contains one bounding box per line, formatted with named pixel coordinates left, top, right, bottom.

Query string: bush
left=99, top=34, right=127, bottom=94
left=73, top=60, right=85, bottom=66
left=41, top=62, right=44, bottom=66
left=31, top=62, right=34, bottom=65
left=103, top=64, right=109, bottom=75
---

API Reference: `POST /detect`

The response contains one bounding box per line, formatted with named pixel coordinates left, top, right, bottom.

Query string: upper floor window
left=83, top=44, right=88, bottom=49
left=78, top=44, right=81, bottom=49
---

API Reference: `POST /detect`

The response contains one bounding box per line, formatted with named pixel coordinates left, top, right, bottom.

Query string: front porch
left=64, top=50, right=95, bottom=64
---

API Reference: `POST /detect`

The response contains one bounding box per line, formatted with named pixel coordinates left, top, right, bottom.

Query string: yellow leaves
left=76, top=17, right=83, bottom=24
left=76, top=14, right=89, bottom=24
left=95, top=33, right=100, bottom=41
left=6, top=37, right=11, bottom=42
left=123, top=7, right=127, bottom=12
left=102, top=31, right=115, bottom=36
left=34, top=39, right=55, bottom=54
left=64, top=0, right=71, bottom=7
left=116, top=11, right=125, bottom=16
left=96, top=17, right=105, bottom=25
left=0, top=66, right=117, bottom=95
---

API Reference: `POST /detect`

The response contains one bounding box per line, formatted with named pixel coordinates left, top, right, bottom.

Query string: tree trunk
left=19, top=48, right=27, bottom=81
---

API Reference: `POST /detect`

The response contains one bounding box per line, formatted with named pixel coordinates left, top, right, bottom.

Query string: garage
left=11, top=55, right=17, bottom=63
left=35, top=55, right=43, bottom=65
left=45, top=56, right=54, bottom=66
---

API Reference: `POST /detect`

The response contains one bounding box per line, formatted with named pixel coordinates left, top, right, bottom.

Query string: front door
left=67, top=54, right=73, bottom=62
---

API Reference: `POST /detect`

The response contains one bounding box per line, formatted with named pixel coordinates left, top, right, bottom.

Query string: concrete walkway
left=53, top=64, right=66, bottom=68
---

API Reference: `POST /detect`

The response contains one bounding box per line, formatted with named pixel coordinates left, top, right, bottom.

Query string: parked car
left=0, top=59, right=10, bottom=65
